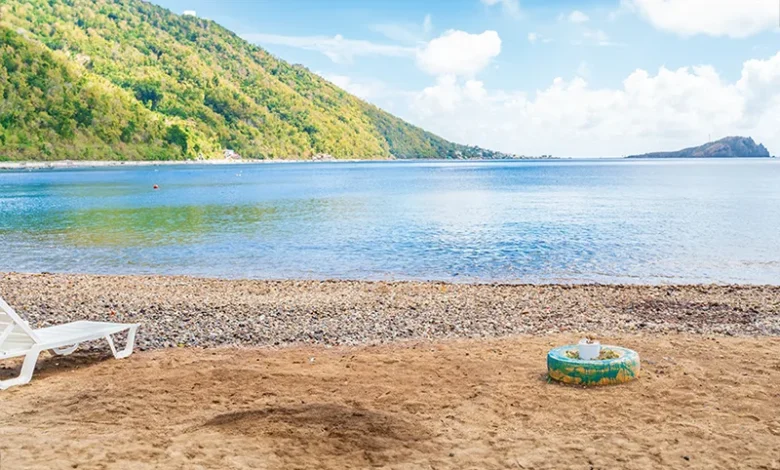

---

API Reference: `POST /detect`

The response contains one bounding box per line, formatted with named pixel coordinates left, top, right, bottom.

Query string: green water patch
left=0, top=204, right=280, bottom=247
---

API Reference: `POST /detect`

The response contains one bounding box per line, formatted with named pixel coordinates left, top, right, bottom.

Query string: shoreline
left=0, top=158, right=373, bottom=170
left=0, top=157, right=573, bottom=170
left=2, top=272, right=777, bottom=352
left=2, top=156, right=776, bottom=170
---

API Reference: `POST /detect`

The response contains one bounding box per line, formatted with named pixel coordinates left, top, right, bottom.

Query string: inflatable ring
left=547, top=345, right=640, bottom=386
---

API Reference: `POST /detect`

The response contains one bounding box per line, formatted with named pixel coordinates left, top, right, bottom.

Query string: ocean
left=1, top=159, right=779, bottom=284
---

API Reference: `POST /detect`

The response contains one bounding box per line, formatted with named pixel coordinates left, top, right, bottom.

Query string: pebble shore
left=1, top=273, right=778, bottom=351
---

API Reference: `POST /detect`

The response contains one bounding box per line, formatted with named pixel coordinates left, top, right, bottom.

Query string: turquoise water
left=1, top=159, right=779, bottom=284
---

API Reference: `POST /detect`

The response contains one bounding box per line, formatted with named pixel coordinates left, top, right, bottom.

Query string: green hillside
left=0, top=0, right=508, bottom=161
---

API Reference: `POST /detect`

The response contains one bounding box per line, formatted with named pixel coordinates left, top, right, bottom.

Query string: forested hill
left=0, top=0, right=509, bottom=161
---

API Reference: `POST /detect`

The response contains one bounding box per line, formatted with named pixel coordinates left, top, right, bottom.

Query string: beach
left=1, top=273, right=779, bottom=469
left=1, top=273, right=779, bottom=349
left=1, top=335, right=779, bottom=469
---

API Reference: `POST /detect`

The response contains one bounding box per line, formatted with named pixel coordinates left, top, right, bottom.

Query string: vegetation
left=0, top=0, right=509, bottom=161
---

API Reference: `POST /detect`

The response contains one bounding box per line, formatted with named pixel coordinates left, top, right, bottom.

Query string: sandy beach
left=1, top=273, right=779, bottom=469
left=1, top=336, right=779, bottom=469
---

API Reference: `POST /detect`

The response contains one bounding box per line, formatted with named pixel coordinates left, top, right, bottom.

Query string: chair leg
left=0, top=349, right=42, bottom=390
left=50, top=344, right=80, bottom=356
left=106, top=325, right=138, bottom=360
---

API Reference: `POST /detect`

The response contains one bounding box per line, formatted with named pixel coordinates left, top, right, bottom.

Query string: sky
left=152, top=0, right=780, bottom=157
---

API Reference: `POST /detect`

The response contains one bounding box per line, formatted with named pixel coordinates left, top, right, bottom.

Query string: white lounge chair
left=0, top=295, right=140, bottom=390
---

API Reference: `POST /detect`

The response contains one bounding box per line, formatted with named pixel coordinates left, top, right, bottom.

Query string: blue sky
left=151, top=0, right=780, bottom=157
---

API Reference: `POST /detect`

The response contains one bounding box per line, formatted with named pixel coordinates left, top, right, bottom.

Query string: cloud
left=480, top=0, right=522, bottom=19
left=628, top=0, right=777, bottom=38
left=247, top=28, right=501, bottom=78
left=568, top=10, right=589, bottom=23
left=608, top=0, right=635, bottom=21
left=527, top=32, right=552, bottom=45
left=576, top=61, right=590, bottom=78
left=413, top=76, right=488, bottom=114
left=318, top=73, right=388, bottom=101
left=406, top=52, right=780, bottom=156
left=575, top=29, right=620, bottom=47
left=736, top=52, right=780, bottom=119
left=423, top=14, right=433, bottom=34
left=243, top=33, right=414, bottom=64
left=371, top=15, right=433, bottom=44
left=416, top=30, right=502, bottom=77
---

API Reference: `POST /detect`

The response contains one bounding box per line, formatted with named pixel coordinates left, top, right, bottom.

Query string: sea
left=1, top=158, right=779, bottom=284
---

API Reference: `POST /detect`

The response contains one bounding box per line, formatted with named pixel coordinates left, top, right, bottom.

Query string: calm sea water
left=1, top=159, right=779, bottom=284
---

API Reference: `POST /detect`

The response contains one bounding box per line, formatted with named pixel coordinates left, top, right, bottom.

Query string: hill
left=0, top=0, right=509, bottom=161
left=627, top=137, right=771, bottom=159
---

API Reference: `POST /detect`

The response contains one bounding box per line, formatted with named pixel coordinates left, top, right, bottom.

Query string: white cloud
left=319, top=74, right=387, bottom=101
left=736, top=52, right=780, bottom=119
left=371, top=15, right=433, bottom=44
left=576, top=61, right=590, bottom=78
left=568, top=10, right=590, bottom=23
left=416, top=30, right=501, bottom=77
left=413, top=76, right=488, bottom=114
left=406, top=52, right=780, bottom=157
left=480, top=0, right=522, bottom=19
left=246, top=28, right=502, bottom=78
left=608, top=0, right=635, bottom=21
left=423, top=14, right=433, bottom=34
left=243, top=33, right=414, bottom=64
left=629, top=0, right=777, bottom=38
left=527, top=32, right=552, bottom=44
left=576, top=29, right=619, bottom=47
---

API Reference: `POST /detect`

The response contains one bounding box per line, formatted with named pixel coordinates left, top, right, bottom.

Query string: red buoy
left=153, top=185, right=159, bottom=190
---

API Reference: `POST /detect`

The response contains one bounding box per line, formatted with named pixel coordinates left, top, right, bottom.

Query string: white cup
left=577, top=339, right=601, bottom=360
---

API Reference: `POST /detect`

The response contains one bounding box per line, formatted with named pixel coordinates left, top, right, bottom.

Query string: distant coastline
left=0, top=156, right=565, bottom=170
left=0, top=159, right=270, bottom=170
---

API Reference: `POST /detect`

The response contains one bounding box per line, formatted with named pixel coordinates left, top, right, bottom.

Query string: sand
left=1, top=273, right=779, bottom=468
left=0, top=335, right=779, bottom=469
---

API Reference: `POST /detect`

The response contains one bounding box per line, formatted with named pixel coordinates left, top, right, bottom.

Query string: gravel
left=1, top=272, right=779, bottom=351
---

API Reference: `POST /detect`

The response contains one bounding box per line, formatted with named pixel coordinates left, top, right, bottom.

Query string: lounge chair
left=0, top=295, right=140, bottom=390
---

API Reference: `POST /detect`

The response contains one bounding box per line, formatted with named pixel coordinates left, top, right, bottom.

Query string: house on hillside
left=223, top=149, right=242, bottom=160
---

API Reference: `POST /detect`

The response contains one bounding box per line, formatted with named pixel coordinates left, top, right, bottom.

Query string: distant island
left=627, top=136, right=772, bottom=159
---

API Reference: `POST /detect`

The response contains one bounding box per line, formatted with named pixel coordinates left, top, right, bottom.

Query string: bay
left=1, top=159, right=779, bottom=284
